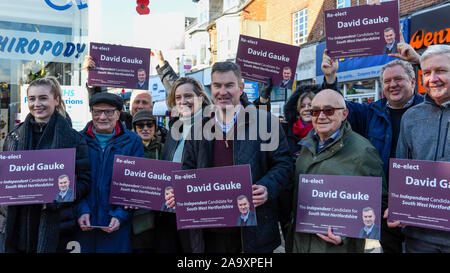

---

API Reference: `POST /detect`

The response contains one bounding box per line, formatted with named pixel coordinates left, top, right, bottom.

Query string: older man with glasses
left=289, top=89, right=385, bottom=253
left=76, top=92, right=145, bottom=253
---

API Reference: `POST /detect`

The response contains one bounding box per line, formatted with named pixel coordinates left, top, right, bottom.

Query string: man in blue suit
left=237, top=195, right=257, bottom=227
left=55, top=174, right=74, bottom=202
left=135, top=68, right=148, bottom=90
left=359, top=207, right=381, bottom=239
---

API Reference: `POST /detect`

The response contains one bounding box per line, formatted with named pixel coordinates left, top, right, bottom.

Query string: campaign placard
left=388, top=159, right=450, bottom=232
left=296, top=174, right=382, bottom=240
left=235, top=35, right=300, bottom=86
left=109, top=155, right=181, bottom=212
left=173, top=165, right=256, bottom=230
left=0, top=149, right=76, bottom=205
left=88, top=42, right=151, bottom=90
left=324, top=1, right=400, bottom=58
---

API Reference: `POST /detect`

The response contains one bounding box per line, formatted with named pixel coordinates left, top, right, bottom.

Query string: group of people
left=0, top=41, right=448, bottom=254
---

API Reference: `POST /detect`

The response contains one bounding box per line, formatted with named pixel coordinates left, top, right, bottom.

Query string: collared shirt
left=58, top=190, right=68, bottom=199
left=137, top=81, right=145, bottom=88
left=314, top=126, right=342, bottom=154
left=240, top=211, right=250, bottom=222
left=215, top=105, right=242, bottom=133
left=385, top=42, right=395, bottom=52
left=363, top=224, right=375, bottom=235
left=386, top=94, right=416, bottom=109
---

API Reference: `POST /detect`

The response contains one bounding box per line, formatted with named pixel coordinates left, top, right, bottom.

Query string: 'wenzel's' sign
left=410, top=28, right=450, bottom=50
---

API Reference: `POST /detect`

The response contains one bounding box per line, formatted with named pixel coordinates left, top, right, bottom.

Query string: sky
left=148, top=0, right=198, bottom=17
left=92, top=0, right=197, bottom=70
left=98, top=0, right=198, bottom=47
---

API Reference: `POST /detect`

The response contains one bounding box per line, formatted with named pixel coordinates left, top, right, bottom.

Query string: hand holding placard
left=78, top=214, right=93, bottom=231
left=388, top=42, right=421, bottom=64
left=316, top=226, right=342, bottom=245
left=165, top=189, right=176, bottom=210
left=321, top=49, right=339, bottom=84
left=252, top=184, right=268, bottom=207
left=383, top=208, right=406, bottom=228
left=83, top=55, right=95, bottom=72
left=102, top=217, right=120, bottom=233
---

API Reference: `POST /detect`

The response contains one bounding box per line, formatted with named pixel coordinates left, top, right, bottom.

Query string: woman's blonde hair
left=166, top=77, right=211, bottom=109
left=27, top=76, right=66, bottom=118
left=296, top=91, right=315, bottom=115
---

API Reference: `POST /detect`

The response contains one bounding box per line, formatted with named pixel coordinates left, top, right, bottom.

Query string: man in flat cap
left=76, top=92, right=145, bottom=253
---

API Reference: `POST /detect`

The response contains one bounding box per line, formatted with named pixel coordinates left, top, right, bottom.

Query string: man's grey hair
left=420, top=44, right=450, bottom=64
left=237, top=195, right=248, bottom=202
left=380, top=59, right=415, bottom=83
left=362, top=207, right=375, bottom=213
left=384, top=27, right=394, bottom=33
left=58, top=174, right=70, bottom=181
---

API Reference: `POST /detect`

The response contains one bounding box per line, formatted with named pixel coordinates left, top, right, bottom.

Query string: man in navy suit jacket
left=359, top=207, right=380, bottom=239
left=237, top=195, right=257, bottom=226
left=135, top=68, right=149, bottom=90
left=55, top=174, right=74, bottom=202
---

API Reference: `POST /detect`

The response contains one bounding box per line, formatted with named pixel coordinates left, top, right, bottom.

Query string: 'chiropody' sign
left=0, top=29, right=87, bottom=63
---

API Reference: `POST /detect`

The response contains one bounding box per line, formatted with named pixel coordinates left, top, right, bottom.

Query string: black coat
left=181, top=103, right=293, bottom=253
left=2, top=112, right=91, bottom=253
left=283, top=79, right=339, bottom=155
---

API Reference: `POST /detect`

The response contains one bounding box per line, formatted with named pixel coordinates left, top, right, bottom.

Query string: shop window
left=342, top=79, right=380, bottom=104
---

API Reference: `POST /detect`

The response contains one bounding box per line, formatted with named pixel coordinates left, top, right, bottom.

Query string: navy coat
left=182, top=103, right=293, bottom=253
left=344, top=95, right=424, bottom=179
left=76, top=121, right=144, bottom=253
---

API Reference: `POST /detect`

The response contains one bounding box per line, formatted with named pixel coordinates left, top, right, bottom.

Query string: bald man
left=289, top=89, right=385, bottom=253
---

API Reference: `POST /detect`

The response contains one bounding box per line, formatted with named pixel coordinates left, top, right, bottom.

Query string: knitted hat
left=132, top=110, right=156, bottom=127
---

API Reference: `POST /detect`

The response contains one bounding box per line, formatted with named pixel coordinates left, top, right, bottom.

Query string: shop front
left=409, top=3, right=450, bottom=94
left=0, top=0, right=89, bottom=148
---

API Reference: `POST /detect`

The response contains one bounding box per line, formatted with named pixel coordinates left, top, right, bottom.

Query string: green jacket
left=143, top=137, right=164, bottom=160
left=290, top=121, right=385, bottom=253
left=131, top=138, right=164, bottom=250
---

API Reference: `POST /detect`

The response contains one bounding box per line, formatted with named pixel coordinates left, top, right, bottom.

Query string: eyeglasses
left=310, top=107, right=344, bottom=117
left=135, top=121, right=155, bottom=129
left=92, top=109, right=116, bottom=117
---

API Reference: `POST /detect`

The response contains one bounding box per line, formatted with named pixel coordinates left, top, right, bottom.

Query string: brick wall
left=240, top=0, right=267, bottom=36
left=261, top=0, right=447, bottom=46
left=399, top=0, right=447, bottom=15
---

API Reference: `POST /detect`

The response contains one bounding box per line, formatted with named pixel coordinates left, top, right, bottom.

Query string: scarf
left=292, top=119, right=313, bottom=140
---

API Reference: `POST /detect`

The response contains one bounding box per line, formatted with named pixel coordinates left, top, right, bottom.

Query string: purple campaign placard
left=88, top=42, right=151, bottom=90
left=110, top=155, right=181, bottom=212
left=235, top=35, right=300, bottom=86
left=173, top=165, right=256, bottom=230
left=324, top=1, right=400, bottom=59
left=296, top=174, right=382, bottom=240
left=0, top=149, right=76, bottom=205
left=388, top=159, right=450, bottom=232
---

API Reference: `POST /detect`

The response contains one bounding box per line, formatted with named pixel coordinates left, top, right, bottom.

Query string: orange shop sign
left=410, top=28, right=450, bottom=49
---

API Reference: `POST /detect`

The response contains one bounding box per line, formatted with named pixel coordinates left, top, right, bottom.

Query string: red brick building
left=262, top=0, right=447, bottom=47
